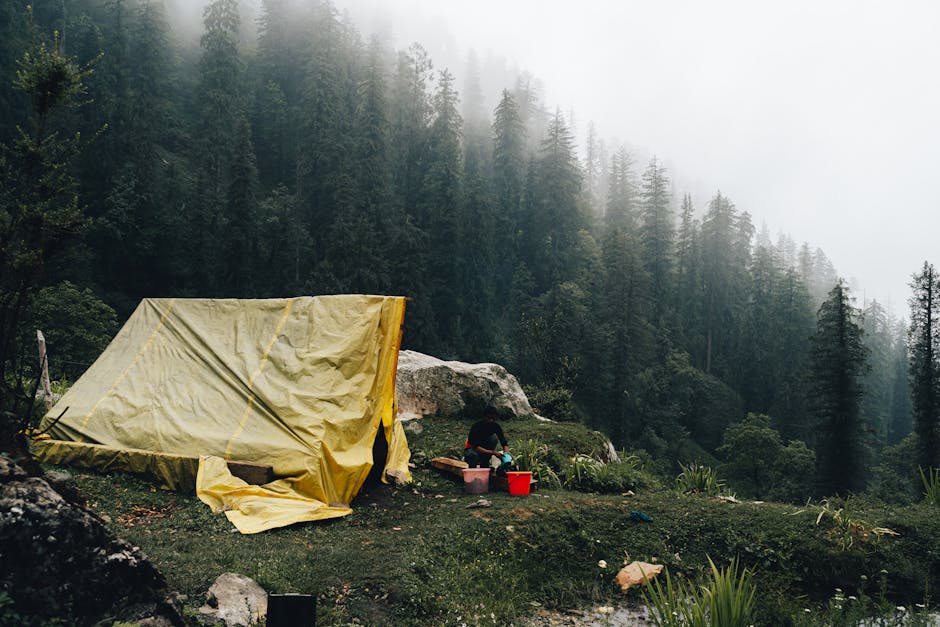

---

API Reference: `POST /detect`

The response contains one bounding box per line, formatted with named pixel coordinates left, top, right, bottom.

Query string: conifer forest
left=2, top=0, right=939, bottom=503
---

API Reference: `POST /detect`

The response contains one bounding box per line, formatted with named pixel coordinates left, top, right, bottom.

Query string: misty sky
left=329, top=0, right=940, bottom=315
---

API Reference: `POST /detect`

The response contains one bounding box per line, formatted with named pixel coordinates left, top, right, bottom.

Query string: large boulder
left=396, top=350, right=536, bottom=421
left=0, top=456, right=185, bottom=625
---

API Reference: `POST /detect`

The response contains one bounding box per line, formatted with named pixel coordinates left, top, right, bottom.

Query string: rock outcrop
left=0, top=456, right=185, bottom=625
left=396, top=350, right=536, bottom=421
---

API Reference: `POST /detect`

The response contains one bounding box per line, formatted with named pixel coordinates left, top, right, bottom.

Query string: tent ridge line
left=223, top=298, right=295, bottom=459
left=77, top=298, right=177, bottom=439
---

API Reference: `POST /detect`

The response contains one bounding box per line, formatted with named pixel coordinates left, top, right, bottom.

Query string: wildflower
left=598, top=560, right=607, bottom=569
left=804, top=608, right=811, bottom=613
left=916, top=603, right=926, bottom=609
left=849, top=596, right=857, bottom=601
left=598, top=606, right=614, bottom=615
left=897, top=606, right=906, bottom=612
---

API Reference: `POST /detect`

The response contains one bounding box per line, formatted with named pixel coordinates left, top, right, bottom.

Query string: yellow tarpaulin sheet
left=35, top=295, right=411, bottom=533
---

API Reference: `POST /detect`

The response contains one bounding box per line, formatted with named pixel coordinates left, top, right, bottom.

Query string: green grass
left=40, top=416, right=940, bottom=625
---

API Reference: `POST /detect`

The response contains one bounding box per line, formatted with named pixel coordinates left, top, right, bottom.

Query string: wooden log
left=431, top=457, right=468, bottom=478
left=37, top=330, right=53, bottom=412
left=226, top=460, right=275, bottom=485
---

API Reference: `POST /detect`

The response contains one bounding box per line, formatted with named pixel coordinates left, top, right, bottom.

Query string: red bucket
left=506, top=471, right=532, bottom=496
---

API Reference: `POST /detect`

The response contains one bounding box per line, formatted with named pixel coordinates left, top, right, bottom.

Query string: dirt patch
left=117, top=503, right=179, bottom=527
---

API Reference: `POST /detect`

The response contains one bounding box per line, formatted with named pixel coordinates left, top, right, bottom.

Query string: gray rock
left=0, top=458, right=185, bottom=625
left=396, top=350, right=536, bottom=421
left=198, top=572, right=268, bottom=627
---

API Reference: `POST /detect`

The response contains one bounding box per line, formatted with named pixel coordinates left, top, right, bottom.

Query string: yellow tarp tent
left=34, top=295, right=411, bottom=533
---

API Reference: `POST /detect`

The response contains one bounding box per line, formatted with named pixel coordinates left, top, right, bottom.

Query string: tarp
left=35, top=295, right=411, bottom=533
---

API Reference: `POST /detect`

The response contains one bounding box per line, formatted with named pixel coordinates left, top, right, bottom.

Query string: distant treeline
left=2, top=0, right=936, bottom=499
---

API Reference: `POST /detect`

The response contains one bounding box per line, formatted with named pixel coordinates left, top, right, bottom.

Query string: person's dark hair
left=483, top=405, right=498, bottom=419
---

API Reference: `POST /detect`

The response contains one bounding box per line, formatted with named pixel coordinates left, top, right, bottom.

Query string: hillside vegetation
left=54, top=415, right=940, bottom=626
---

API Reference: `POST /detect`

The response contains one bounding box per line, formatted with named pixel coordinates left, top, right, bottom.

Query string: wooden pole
left=37, top=330, right=53, bottom=412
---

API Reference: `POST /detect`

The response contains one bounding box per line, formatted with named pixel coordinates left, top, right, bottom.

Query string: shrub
left=643, top=556, right=756, bottom=627
left=717, top=413, right=814, bottom=503
left=559, top=453, right=655, bottom=493
left=919, top=467, right=940, bottom=506
left=674, top=463, right=726, bottom=497
left=512, top=438, right=561, bottom=488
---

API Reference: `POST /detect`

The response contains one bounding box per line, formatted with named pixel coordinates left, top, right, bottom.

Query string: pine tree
left=810, top=280, right=869, bottom=495
left=674, top=192, right=704, bottom=364
left=253, top=0, right=315, bottom=189
left=908, top=261, right=940, bottom=470
left=190, top=0, right=244, bottom=294
left=861, top=299, right=894, bottom=448
left=638, top=156, right=674, bottom=329
left=0, top=5, right=29, bottom=143
left=739, top=244, right=781, bottom=412
left=598, top=149, right=653, bottom=443
left=888, top=318, right=913, bottom=445
left=0, top=18, right=94, bottom=444
left=349, top=35, right=393, bottom=292
left=491, top=89, right=525, bottom=270
left=769, top=267, right=814, bottom=442
left=94, top=0, right=185, bottom=299
left=700, top=191, right=741, bottom=377
left=224, top=115, right=260, bottom=295
left=583, top=121, right=606, bottom=217
left=529, top=109, right=583, bottom=290
left=388, top=43, right=435, bottom=348
left=422, top=68, right=463, bottom=355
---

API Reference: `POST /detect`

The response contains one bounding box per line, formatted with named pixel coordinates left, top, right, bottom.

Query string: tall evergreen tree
left=674, top=192, right=704, bottom=364
left=739, top=244, right=782, bottom=412
left=908, top=261, right=940, bottom=470
left=700, top=191, right=742, bottom=378
left=888, top=318, right=913, bottom=445
left=348, top=35, right=393, bottom=292
left=583, top=121, right=606, bottom=217
left=0, top=20, right=93, bottom=443
left=810, top=280, right=869, bottom=495
left=528, top=109, right=583, bottom=290
left=190, top=0, right=244, bottom=294
left=253, top=0, right=314, bottom=189
left=638, top=156, right=674, bottom=329
left=389, top=43, right=435, bottom=347
left=297, top=0, right=358, bottom=276
left=224, top=115, right=260, bottom=295
left=769, top=267, right=814, bottom=442
left=598, top=149, right=653, bottom=443
left=94, top=0, right=186, bottom=301
left=861, top=299, right=895, bottom=447
left=491, top=89, right=525, bottom=268
left=422, top=68, right=463, bottom=355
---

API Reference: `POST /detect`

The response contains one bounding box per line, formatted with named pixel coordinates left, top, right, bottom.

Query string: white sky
left=332, top=0, right=940, bottom=314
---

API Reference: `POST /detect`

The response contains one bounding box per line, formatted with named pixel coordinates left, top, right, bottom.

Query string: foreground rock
left=0, top=456, right=185, bottom=625
left=396, top=350, right=536, bottom=421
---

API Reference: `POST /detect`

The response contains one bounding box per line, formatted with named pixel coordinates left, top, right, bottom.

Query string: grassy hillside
left=55, top=416, right=940, bottom=625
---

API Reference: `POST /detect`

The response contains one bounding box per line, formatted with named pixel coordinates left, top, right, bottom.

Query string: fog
left=327, top=0, right=940, bottom=314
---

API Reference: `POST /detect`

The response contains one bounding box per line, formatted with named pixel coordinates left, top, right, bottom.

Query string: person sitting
left=463, top=406, right=509, bottom=469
